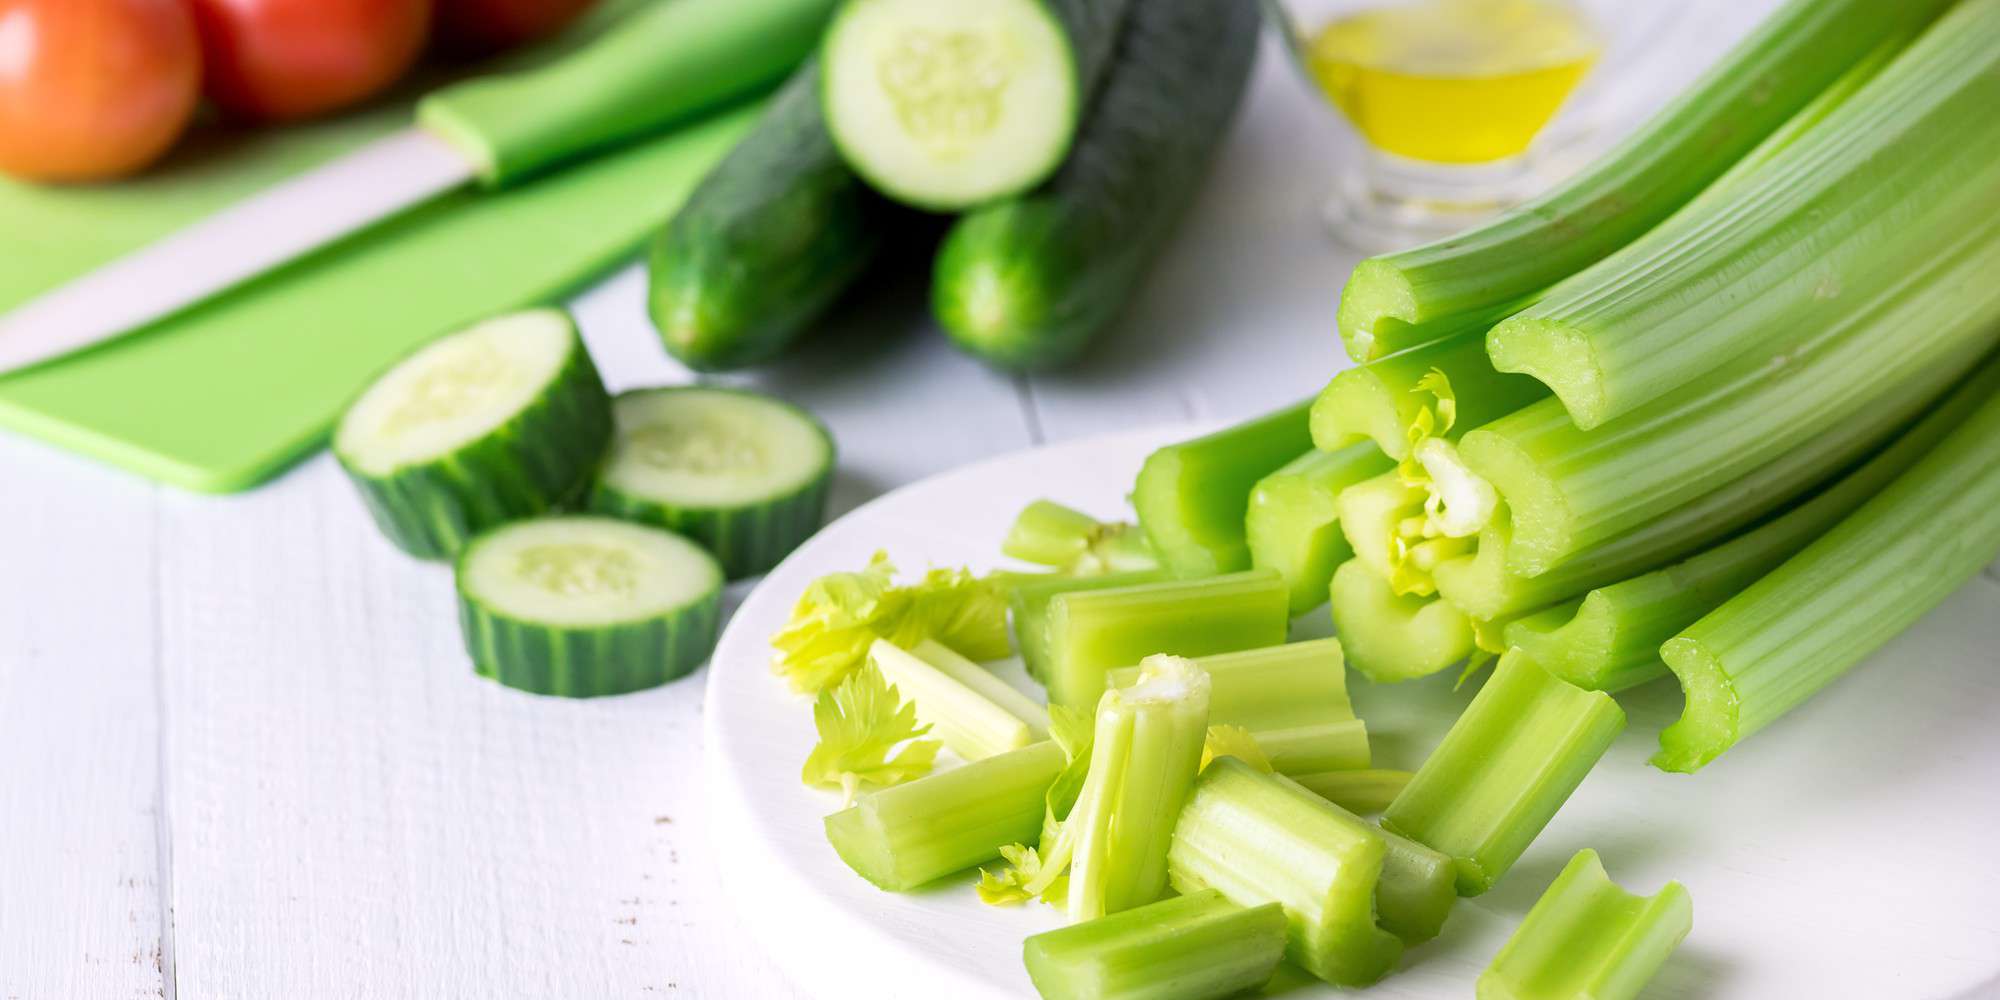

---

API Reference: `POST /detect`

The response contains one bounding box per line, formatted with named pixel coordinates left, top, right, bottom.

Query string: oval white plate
left=704, top=426, right=2000, bottom=1000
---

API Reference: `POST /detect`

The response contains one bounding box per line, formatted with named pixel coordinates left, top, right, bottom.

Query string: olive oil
left=1308, top=0, right=1600, bottom=164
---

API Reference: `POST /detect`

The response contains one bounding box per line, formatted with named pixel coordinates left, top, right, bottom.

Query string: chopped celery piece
left=1311, top=331, right=1547, bottom=460
left=801, top=666, right=940, bottom=803
left=1330, top=559, right=1474, bottom=683
left=1293, top=769, right=1413, bottom=816
left=1134, top=401, right=1314, bottom=578
left=1477, top=850, right=1692, bottom=1000
left=773, top=552, right=1011, bottom=693
left=1246, top=719, right=1370, bottom=775
left=1486, top=0, right=2000, bottom=428
left=1110, top=638, right=1352, bottom=727
left=1334, top=0, right=1953, bottom=362
left=1374, top=823, right=1457, bottom=946
left=1043, top=569, right=1289, bottom=708
left=1167, top=758, right=1403, bottom=985
left=868, top=639, right=1049, bottom=760
left=1011, top=569, right=1170, bottom=682
left=1037, top=656, right=1210, bottom=920
left=1247, top=445, right=1394, bottom=614
left=824, top=740, right=1066, bottom=891
left=1005, top=500, right=1158, bottom=574
left=1656, top=353, right=2000, bottom=772
left=1383, top=651, right=1624, bottom=895
left=1335, top=471, right=1425, bottom=585
left=1022, top=889, right=1287, bottom=1000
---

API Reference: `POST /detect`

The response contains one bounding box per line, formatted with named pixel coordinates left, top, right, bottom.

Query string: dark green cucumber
left=333, top=309, right=612, bottom=560
left=456, top=516, right=723, bottom=696
left=932, top=0, right=1259, bottom=368
left=648, top=60, right=890, bottom=371
left=588, top=386, right=833, bottom=579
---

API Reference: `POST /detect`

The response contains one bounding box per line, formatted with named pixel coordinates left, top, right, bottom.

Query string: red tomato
left=432, top=0, right=598, bottom=56
left=188, top=0, right=432, bottom=122
left=0, top=0, right=202, bottom=183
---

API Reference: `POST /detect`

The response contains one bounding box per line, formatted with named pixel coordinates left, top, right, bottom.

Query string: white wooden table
left=9, top=10, right=1993, bottom=998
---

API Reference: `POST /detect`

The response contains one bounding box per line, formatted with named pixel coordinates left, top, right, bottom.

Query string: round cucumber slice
left=820, top=0, right=1081, bottom=210
left=333, top=309, right=612, bottom=560
left=588, top=387, right=833, bottom=579
left=456, top=516, right=723, bottom=697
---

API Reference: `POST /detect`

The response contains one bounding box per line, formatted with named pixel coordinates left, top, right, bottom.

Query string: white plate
left=704, top=426, right=2000, bottom=1000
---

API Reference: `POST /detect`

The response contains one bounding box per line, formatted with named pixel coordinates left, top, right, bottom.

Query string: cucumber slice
left=455, top=516, right=723, bottom=697
left=334, top=309, right=612, bottom=560
left=820, top=0, right=1127, bottom=210
left=588, top=387, right=834, bottom=579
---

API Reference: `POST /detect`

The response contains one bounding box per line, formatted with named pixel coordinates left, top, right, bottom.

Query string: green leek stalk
left=824, top=740, right=1066, bottom=890
left=1247, top=445, right=1395, bottom=614
left=1004, top=500, right=1158, bottom=574
left=1383, top=651, right=1624, bottom=895
left=1503, top=356, right=2000, bottom=691
left=1485, top=0, right=2000, bottom=429
left=1166, top=758, right=1403, bottom=985
left=1022, top=889, right=1287, bottom=1000
left=1133, top=401, right=1313, bottom=578
left=1329, top=559, right=1474, bottom=683
left=1011, top=568, right=1169, bottom=682
left=1038, top=656, right=1210, bottom=920
left=1042, top=569, right=1289, bottom=708
left=1477, top=850, right=1692, bottom=1000
left=867, top=639, right=1050, bottom=759
left=1333, top=0, right=1953, bottom=362
left=1311, top=330, right=1547, bottom=461
left=1655, top=351, right=2000, bottom=773
left=1110, top=640, right=1370, bottom=774
left=1293, top=769, right=1413, bottom=816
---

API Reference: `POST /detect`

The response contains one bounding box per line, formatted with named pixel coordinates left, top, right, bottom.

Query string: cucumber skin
left=932, top=0, right=1259, bottom=369
left=649, top=61, right=889, bottom=372
left=456, top=572, right=722, bottom=698
left=338, top=321, right=613, bottom=561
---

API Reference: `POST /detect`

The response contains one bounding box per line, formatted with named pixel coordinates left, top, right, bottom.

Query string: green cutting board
left=0, top=98, right=757, bottom=493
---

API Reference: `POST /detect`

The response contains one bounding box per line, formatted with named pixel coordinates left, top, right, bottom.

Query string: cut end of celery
left=1477, top=849, right=1693, bottom=1000
left=1653, top=636, right=1741, bottom=773
left=1337, top=258, right=1420, bottom=363
left=825, top=804, right=907, bottom=891
left=1330, top=559, right=1475, bottom=683
left=1312, top=369, right=1409, bottom=460
left=1459, top=427, right=1574, bottom=578
left=1485, top=315, right=1610, bottom=430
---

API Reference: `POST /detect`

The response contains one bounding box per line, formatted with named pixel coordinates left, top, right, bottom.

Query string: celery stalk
left=1293, top=769, right=1413, bottom=816
left=1133, top=401, right=1313, bottom=578
left=1330, top=559, right=1474, bottom=683
left=1247, top=446, right=1395, bottom=614
left=1374, top=823, right=1457, bottom=946
left=1334, top=0, right=1953, bottom=362
left=1311, top=330, right=1547, bottom=460
left=1485, top=0, right=2000, bottom=428
left=1043, top=569, right=1289, bottom=708
left=866, top=639, right=1048, bottom=760
left=1022, top=889, right=1287, bottom=1000
left=1656, top=352, right=2000, bottom=772
left=1335, top=472, right=1429, bottom=587
left=1167, top=758, right=1404, bottom=985
left=1383, top=651, right=1624, bottom=895
left=1011, top=569, right=1170, bottom=683
left=1004, top=500, right=1158, bottom=574
left=1109, top=640, right=1366, bottom=774
left=1477, top=850, right=1692, bottom=1000
left=824, top=740, right=1066, bottom=891
left=1249, top=719, right=1371, bottom=775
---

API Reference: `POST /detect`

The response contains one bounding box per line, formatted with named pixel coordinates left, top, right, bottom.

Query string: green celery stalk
left=1507, top=356, right=2000, bottom=693
left=1043, top=569, right=1289, bottom=708
left=1485, top=0, right=2000, bottom=428
left=1011, top=568, right=1170, bottom=683
left=866, top=639, right=1049, bottom=760
left=824, top=740, right=1066, bottom=891
left=1329, top=559, right=1474, bottom=683
left=1477, top=850, right=1692, bottom=1000
left=1247, top=719, right=1371, bottom=775
left=1040, top=656, right=1210, bottom=920
left=1293, top=769, right=1413, bottom=816
left=1247, top=445, right=1395, bottom=614
left=1022, top=889, right=1287, bottom=1000
left=1109, top=639, right=1365, bottom=774
left=1374, top=822, right=1457, bottom=946
left=1334, top=472, right=1430, bottom=588
left=1004, top=500, right=1158, bottom=574
left=1166, top=758, right=1404, bottom=985
left=1334, top=0, right=1953, bottom=362
left=1133, top=401, right=1313, bottom=578
left=1656, top=351, right=2000, bottom=773
left=1383, top=650, right=1624, bottom=895
left=1311, top=330, right=1548, bottom=460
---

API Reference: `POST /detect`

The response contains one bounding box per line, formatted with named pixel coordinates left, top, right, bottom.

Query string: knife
left=0, top=0, right=836, bottom=377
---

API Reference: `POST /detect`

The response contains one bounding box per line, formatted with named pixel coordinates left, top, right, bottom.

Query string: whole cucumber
left=931, top=0, right=1259, bottom=369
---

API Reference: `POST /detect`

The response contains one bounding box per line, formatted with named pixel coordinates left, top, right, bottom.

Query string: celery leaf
left=800, top=666, right=940, bottom=805
left=771, top=552, right=1010, bottom=694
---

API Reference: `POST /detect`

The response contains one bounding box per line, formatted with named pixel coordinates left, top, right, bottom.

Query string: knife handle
left=417, top=0, right=837, bottom=186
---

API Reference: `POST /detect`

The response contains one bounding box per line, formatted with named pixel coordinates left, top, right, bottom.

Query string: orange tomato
left=0, top=0, right=203, bottom=183
left=189, top=0, right=431, bottom=122
left=432, top=0, right=598, bottom=56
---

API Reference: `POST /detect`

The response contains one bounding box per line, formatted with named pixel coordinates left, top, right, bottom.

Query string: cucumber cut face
left=456, top=516, right=723, bottom=696
left=821, top=0, right=1078, bottom=209
left=590, top=387, right=833, bottom=579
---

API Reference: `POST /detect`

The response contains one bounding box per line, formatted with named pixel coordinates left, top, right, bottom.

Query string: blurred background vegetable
left=188, top=0, right=433, bottom=122
left=431, top=0, right=598, bottom=55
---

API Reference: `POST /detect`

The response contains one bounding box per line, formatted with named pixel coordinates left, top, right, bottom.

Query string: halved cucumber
left=819, top=0, right=1130, bottom=210
left=456, top=516, right=723, bottom=696
left=334, top=309, right=612, bottom=560
left=588, top=387, right=833, bottom=579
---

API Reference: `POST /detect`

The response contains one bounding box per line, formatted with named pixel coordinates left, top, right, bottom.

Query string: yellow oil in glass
left=1308, top=0, right=1601, bottom=164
